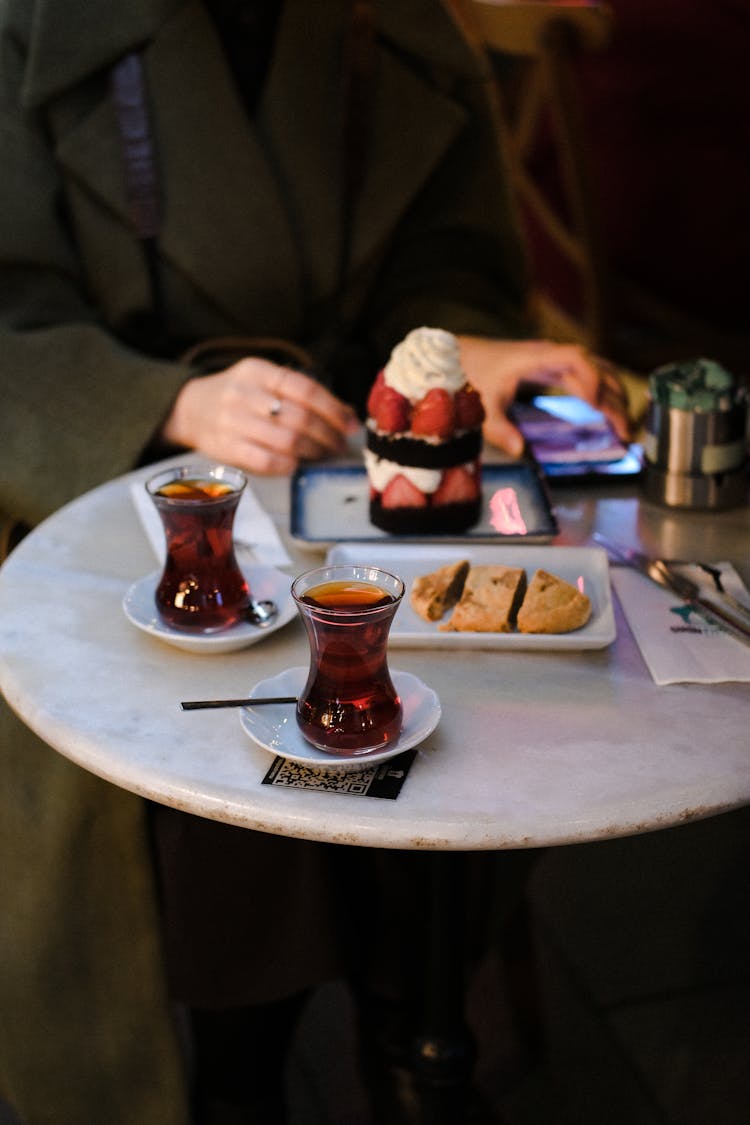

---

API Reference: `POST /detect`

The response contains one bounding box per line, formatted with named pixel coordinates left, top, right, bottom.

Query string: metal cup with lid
left=641, top=358, right=748, bottom=510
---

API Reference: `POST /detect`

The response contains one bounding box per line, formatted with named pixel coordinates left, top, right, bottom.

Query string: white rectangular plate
left=325, top=543, right=616, bottom=650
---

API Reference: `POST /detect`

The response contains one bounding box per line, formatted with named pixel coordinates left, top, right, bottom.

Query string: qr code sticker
left=262, top=752, right=415, bottom=799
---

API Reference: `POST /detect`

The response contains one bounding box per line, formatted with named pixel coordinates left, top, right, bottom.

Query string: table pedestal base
left=411, top=851, right=479, bottom=1125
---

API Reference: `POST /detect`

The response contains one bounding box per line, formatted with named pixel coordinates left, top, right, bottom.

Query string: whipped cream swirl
left=384, top=327, right=465, bottom=402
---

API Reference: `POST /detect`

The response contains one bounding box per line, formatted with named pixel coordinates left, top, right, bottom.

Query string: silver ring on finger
left=268, top=396, right=283, bottom=419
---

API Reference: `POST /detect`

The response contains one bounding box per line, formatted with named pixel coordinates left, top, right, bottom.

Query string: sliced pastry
left=440, top=565, right=526, bottom=633
left=410, top=559, right=470, bottom=622
left=516, top=569, right=591, bottom=634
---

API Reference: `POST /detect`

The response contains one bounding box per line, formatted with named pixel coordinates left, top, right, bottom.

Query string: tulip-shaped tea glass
left=146, top=464, right=251, bottom=632
left=291, top=564, right=404, bottom=754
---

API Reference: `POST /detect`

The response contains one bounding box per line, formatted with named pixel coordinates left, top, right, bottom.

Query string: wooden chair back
left=454, top=1, right=614, bottom=351
left=452, top=2, right=749, bottom=382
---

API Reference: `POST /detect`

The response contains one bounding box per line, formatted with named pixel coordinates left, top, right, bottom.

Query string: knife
left=593, top=532, right=750, bottom=647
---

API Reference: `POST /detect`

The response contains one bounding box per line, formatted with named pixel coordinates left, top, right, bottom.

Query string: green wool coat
left=0, top=1, right=528, bottom=1121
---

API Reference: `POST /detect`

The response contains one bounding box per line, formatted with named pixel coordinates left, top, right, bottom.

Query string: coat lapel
left=21, top=0, right=175, bottom=107
left=51, top=1, right=306, bottom=334
left=26, top=0, right=484, bottom=335
left=145, top=1, right=307, bottom=333
left=260, top=0, right=474, bottom=313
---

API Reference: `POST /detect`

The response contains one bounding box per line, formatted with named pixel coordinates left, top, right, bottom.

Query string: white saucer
left=239, top=666, right=441, bottom=770
left=123, top=565, right=296, bottom=654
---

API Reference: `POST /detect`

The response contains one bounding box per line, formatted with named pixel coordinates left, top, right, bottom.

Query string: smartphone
left=510, top=395, right=641, bottom=478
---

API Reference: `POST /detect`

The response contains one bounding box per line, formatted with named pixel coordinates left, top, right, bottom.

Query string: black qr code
left=262, top=752, right=415, bottom=799
left=265, top=757, right=378, bottom=794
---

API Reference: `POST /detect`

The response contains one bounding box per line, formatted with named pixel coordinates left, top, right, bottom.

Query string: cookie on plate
left=516, top=569, right=591, bottom=634
left=440, top=565, right=526, bottom=633
left=410, top=559, right=470, bottom=622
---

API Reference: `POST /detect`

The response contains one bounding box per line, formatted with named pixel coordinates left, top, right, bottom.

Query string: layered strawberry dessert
left=365, top=327, right=485, bottom=534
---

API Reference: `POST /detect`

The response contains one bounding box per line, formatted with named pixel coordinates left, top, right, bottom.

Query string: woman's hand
left=161, top=356, right=360, bottom=474
left=457, top=336, right=632, bottom=456
left=160, top=338, right=631, bottom=473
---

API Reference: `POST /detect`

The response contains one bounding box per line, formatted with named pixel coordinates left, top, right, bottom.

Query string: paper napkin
left=611, top=562, right=750, bottom=685
left=130, top=478, right=292, bottom=568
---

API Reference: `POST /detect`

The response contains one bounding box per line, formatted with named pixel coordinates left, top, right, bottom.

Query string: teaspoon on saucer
left=246, top=598, right=278, bottom=627
left=181, top=695, right=297, bottom=711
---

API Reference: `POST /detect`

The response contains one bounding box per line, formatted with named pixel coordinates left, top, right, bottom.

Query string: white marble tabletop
left=0, top=460, right=748, bottom=851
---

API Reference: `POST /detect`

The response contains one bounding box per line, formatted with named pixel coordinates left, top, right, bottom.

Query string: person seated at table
left=0, top=2, right=632, bottom=1124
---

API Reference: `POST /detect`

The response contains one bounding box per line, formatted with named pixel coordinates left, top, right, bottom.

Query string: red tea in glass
left=291, top=565, right=404, bottom=754
left=146, top=465, right=250, bottom=632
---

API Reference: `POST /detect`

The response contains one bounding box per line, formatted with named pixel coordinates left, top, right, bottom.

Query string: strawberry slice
left=374, top=385, right=411, bottom=433
left=381, top=473, right=428, bottom=509
left=411, top=388, right=456, bottom=439
left=366, top=369, right=387, bottom=416
left=454, top=384, right=485, bottom=429
left=432, top=465, right=479, bottom=506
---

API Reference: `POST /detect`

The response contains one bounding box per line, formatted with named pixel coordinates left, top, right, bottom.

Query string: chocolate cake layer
left=366, top=427, right=481, bottom=469
left=370, top=497, right=481, bottom=536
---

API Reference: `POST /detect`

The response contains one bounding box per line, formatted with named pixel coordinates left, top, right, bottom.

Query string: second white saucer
left=239, top=666, right=441, bottom=770
left=123, top=564, right=296, bottom=654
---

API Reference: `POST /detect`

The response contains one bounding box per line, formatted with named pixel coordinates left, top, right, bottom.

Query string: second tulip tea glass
left=291, top=564, right=404, bottom=755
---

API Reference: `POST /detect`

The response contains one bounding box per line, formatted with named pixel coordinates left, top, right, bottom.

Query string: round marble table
left=1, top=460, right=748, bottom=1122
left=1, top=463, right=748, bottom=852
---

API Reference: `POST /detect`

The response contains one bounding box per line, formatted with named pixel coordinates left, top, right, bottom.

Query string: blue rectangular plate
left=290, top=462, right=558, bottom=547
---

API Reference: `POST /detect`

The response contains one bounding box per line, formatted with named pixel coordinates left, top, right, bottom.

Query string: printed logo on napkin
left=262, top=751, right=416, bottom=798
left=668, top=603, right=719, bottom=632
